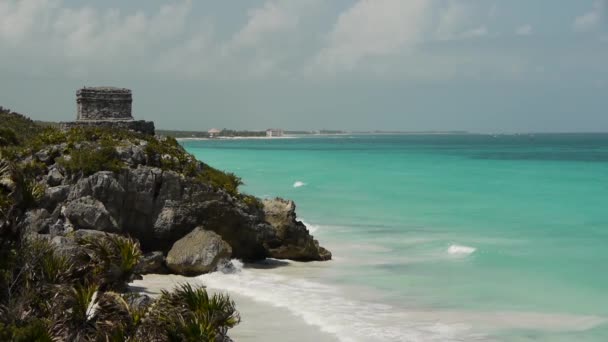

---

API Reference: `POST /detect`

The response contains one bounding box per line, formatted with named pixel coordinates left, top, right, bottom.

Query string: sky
left=1, top=0, right=607, bottom=133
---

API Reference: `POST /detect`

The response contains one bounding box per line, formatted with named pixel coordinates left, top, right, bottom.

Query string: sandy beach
left=130, top=274, right=339, bottom=342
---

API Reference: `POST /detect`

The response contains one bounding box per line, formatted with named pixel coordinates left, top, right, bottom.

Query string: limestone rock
left=20, top=208, right=52, bottom=235
left=47, top=168, right=64, bottom=186
left=263, top=198, right=332, bottom=261
left=63, top=196, right=119, bottom=232
left=166, top=227, right=232, bottom=276
left=42, top=185, right=70, bottom=210
left=136, top=251, right=169, bottom=275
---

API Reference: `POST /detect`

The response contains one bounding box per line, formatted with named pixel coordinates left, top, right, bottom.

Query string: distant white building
left=208, top=128, right=221, bottom=138
left=266, top=128, right=284, bottom=137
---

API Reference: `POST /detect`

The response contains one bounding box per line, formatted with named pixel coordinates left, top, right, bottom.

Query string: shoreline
left=176, top=136, right=299, bottom=141
left=131, top=273, right=339, bottom=342
left=131, top=260, right=608, bottom=342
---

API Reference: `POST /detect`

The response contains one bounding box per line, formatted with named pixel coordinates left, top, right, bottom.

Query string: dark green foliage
left=140, top=283, right=240, bottom=341
left=198, top=164, right=243, bottom=196
left=2, top=111, right=247, bottom=196
left=0, top=109, right=43, bottom=145
left=0, top=319, right=53, bottom=342
left=58, top=144, right=124, bottom=176
left=0, top=128, right=18, bottom=147
left=76, top=233, right=143, bottom=292
left=215, top=129, right=266, bottom=137
left=0, top=231, right=240, bottom=341
left=145, top=135, right=198, bottom=172
left=241, top=193, right=264, bottom=210
left=0, top=153, right=45, bottom=228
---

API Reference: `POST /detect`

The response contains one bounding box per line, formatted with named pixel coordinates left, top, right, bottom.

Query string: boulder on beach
left=166, top=227, right=233, bottom=276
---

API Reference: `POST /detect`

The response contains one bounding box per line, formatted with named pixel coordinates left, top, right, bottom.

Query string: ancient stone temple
left=77, top=87, right=133, bottom=121
left=61, top=87, right=155, bottom=135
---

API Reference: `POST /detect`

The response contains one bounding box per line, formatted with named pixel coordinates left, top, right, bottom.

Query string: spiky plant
left=50, top=284, right=99, bottom=341
left=77, top=233, right=143, bottom=292
left=94, top=291, right=145, bottom=341
left=140, top=283, right=240, bottom=341
left=0, top=155, right=16, bottom=230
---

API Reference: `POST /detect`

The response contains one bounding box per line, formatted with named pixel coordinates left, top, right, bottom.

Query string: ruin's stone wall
left=60, top=120, right=155, bottom=136
left=77, top=87, right=133, bottom=121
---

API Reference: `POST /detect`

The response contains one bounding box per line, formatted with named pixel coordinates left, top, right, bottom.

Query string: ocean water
left=183, top=134, right=608, bottom=341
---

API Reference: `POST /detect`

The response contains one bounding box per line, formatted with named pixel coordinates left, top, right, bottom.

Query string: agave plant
left=94, top=291, right=146, bottom=341
left=0, top=155, right=16, bottom=226
left=77, top=234, right=143, bottom=292
left=50, top=284, right=99, bottom=341
left=142, top=283, right=240, bottom=342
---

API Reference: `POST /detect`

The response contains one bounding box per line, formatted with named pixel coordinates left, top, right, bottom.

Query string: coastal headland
left=0, top=89, right=331, bottom=341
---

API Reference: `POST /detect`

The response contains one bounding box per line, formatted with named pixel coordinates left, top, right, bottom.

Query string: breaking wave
left=447, top=244, right=476, bottom=256
left=198, top=260, right=478, bottom=342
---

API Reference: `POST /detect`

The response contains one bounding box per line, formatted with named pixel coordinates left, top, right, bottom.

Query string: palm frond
left=76, top=234, right=142, bottom=291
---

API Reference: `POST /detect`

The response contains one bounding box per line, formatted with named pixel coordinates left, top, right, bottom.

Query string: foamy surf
left=198, top=260, right=479, bottom=342
left=293, top=181, right=306, bottom=188
left=448, top=244, right=476, bottom=256
left=299, top=219, right=320, bottom=233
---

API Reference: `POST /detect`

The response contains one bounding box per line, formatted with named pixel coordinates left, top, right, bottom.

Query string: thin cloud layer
left=3, top=0, right=595, bottom=81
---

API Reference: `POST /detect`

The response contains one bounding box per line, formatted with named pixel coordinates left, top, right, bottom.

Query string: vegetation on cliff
left=0, top=108, right=241, bottom=341
left=1, top=106, right=330, bottom=340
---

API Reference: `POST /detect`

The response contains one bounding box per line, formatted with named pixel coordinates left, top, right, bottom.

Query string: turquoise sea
left=184, top=134, right=608, bottom=342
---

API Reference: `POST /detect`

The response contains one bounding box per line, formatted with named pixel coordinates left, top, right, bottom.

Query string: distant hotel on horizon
left=266, top=128, right=284, bottom=137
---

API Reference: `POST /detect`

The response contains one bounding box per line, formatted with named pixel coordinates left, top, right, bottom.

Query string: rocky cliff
left=2, top=115, right=330, bottom=276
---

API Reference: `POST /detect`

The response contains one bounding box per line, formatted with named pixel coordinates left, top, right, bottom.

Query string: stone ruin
left=61, top=87, right=155, bottom=135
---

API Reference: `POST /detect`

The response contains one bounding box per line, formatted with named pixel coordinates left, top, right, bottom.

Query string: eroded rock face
left=262, top=198, right=332, bottom=261
left=166, top=227, right=232, bottom=276
left=63, top=196, right=119, bottom=232
left=55, top=167, right=275, bottom=259
left=19, top=133, right=331, bottom=277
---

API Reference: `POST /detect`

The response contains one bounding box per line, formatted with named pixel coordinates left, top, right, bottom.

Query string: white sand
left=130, top=274, right=339, bottom=342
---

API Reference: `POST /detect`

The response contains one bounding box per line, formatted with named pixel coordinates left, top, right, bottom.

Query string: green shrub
left=197, top=164, right=243, bottom=196
left=0, top=319, right=53, bottom=342
left=76, top=234, right=142, bottom=292
left=0, top=128, right=18, bottom=147
left=241, top=194, right=263, bottom=210
left=141, top=283, right=240, bottom=341
left=0, top=110, right=42, bottom=145
left=58, top=145, right=124, bottom=176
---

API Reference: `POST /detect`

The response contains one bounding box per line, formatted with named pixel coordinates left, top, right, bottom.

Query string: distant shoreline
left=176, top=136, right=299, bottom=141
left=174, top=131, right=474, bottom=141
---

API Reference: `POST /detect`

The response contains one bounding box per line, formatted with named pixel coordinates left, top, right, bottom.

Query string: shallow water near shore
left=182, top=134, right=608, bottom=341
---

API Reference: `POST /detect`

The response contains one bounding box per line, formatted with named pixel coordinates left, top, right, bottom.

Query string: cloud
left=516, top=24, right=533, bottom=36
left=0, top=0, right=600, bottom=86
left=459, top=26, right=488, bottom=39
left=231, top=2, right=296, bottom=48
left=0, top=0, right=194, bottom=77
left=312, top=0, right=432, bottom=71
left=574, top=0, right=607, bottom=32
left=435, top=1, right=491, bottom=40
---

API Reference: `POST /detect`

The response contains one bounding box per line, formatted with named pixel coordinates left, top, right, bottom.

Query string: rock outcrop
left=54, top=166, right=275, bottom=259
left=14, top=125, right=331, bottom=276
left=263, top=198, right=332, bottom=261
left=136, top=251, right=169, bottom=275
left=166, top=227, right=232, bottom=276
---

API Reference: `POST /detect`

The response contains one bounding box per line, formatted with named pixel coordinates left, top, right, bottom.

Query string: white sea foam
left=299, top=219, right=320, bottom=233
left=293, top=181, right=306, bottom=188
left=448, top=244, right=476, bottom=256
left=198, top=260, right=477, bottom=342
